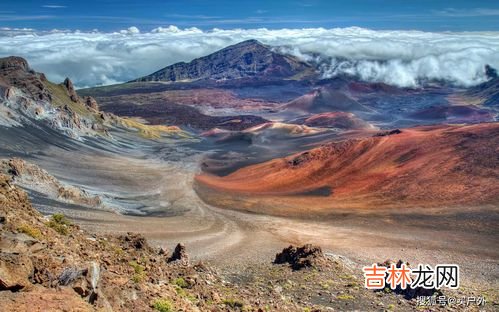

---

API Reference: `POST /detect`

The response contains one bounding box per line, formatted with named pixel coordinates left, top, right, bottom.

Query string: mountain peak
left=231, top=39, right=265, bottom=47
left=133, top=40, right=314, bottom=83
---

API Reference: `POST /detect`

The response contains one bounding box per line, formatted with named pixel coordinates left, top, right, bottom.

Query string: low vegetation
left=173, top=277, right=188, bottom=288
left=17, top=223, right=42, bottom=239
left=223, top=298, right=244, bottom=309
left=152, top=298, right=174, bottom=312
left=120, top=118, right=184, bottom=139
left=129, top=260, right=146, bottom=283
left=46, top=213, right=71, bottom=235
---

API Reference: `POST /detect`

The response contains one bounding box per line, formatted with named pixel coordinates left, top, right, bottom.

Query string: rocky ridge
left=0, top=56, right=185, bottom=140
left=133, top=40, right=315, bottom=83
left=0, top=158, right=102, bottom=208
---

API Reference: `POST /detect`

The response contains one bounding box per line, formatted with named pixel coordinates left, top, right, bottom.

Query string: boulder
left=0, top=253, right=34, bottom=291
left=84, top=96, right=99, bottom=111
left=168, top=243, right=189, bottom=264
left=119, top=232, right=150, bottom=251
left=274, top=244, right=325, bottom=270
left=63, top=78, right=79, bottom=102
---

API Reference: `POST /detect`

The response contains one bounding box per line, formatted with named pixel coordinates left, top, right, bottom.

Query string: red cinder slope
left=196, top=123, right=499, bottom=213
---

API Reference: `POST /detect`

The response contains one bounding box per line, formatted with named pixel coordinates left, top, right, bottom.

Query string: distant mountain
left=132, top=39, right=315, bottom=83
left=465, top=66, right=499, bottom=107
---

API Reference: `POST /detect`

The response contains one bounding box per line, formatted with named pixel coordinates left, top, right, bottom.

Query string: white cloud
left=42, top=5, right=67, bottom=9
left=0, top=26, right=498, bottom=88
left=120, top=26, right=140, bottom=35
left=436, top=8, right=499, bottom=17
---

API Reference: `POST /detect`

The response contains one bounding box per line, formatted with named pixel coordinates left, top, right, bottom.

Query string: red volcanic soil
left=196, top=123, right=499, bottom=214
left=293, top=112, right=375, bottom=130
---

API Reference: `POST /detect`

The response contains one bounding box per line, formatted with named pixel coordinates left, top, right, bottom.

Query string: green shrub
left=17, top=224, right=42, bottom=239
left=152, top=298, right=174, bottom=312
left=46, top=213, right=71, bottom=235
left=129, top=261, right=146, bottom=283
left=223, top=298, right=244, bottom=309
left=173, top=277, right=188, bottom=288
left=337, top=294, right=355, bottom=300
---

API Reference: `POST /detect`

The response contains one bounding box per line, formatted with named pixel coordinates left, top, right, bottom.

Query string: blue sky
left=1, top=0, right=499, bottom=31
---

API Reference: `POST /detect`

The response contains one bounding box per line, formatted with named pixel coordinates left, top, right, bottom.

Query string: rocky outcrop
left=119, top=232, right=151, bottom=252
left=0, top=158, right=102, bottom=208
left=374, top=129, right=402, bottom=137
left=0, top=56, right=29, bottom=72
left=84, top=96, right=99, bottom=111
left=0, top=56, right=108, bottom=138
left=485, top=64, right=498, bottom=79
left=274, top=244, right=327, bottom=270
left=0, top=56, right=52, bottom=103
left=63, top=77, right=79, bottom=102
left=133, top=39, right=314, bottom=82
left=168, top=243, right=189, bottom=264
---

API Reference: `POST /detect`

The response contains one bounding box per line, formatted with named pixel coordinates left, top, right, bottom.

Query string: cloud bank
left=0, top=26, right=497, bottom=88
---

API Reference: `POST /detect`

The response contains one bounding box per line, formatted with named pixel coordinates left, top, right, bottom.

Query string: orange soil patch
left=195, top=123, right=499, bottom=214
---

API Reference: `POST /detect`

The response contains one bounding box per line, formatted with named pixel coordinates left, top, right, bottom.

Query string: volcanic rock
left=378, top=259, right=439, bottom=300
left=485, top=64, right=498, bottom=79
left=274, top=244, right=326, bottom=270
left=374, top=129, right=402, bottom=137
left=84, top=96, right=99, bottom=111
left=63, top=77, right=79, bottom=102
left=0, top=56, right=29, bottom=72
left=168, top=243, right=189, bottom=264
left=119, top=232, right=150, bottom=251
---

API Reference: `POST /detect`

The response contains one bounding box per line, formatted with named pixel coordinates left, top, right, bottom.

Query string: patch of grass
left=152, top=298, right=174, bottom=312
left=223, top=298, right=244, bottom=309
left=173, top=277, right=188, bottom=288
left=387, top=303, right=395, bottom=310
left=119, top=118, right=184, bottom=139
left=46, top=213, right=71, bottom=235
left=112, top=245, right=124, bottom=257
left=337, top=294, right=355, bottom=300
left=17, top=224, right=42, bottom=239
left=174, top=286, right=197, bottom=303
left=43, top=81, right=92, bottom=117
left=129, top=261, right=146, bottom=283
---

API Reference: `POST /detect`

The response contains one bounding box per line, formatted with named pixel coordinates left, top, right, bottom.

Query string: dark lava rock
left=288, top=152, right=311, bottom=167
left=274, top=244, right=326, bottom=270
left=485, top=64, right=498, bottom=79
left=58, top=267, right=87, bottom=286
left=63, top=77, right=79, bottom=102
left=84, top=96, right=99, bottom=111
left=378, top=259, right=440, bottom=300
left=168, top=243, right=189, bottom=264
left=374, top=129, right=402, bottom=137
left=119, top=232, right=150, bottom=251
